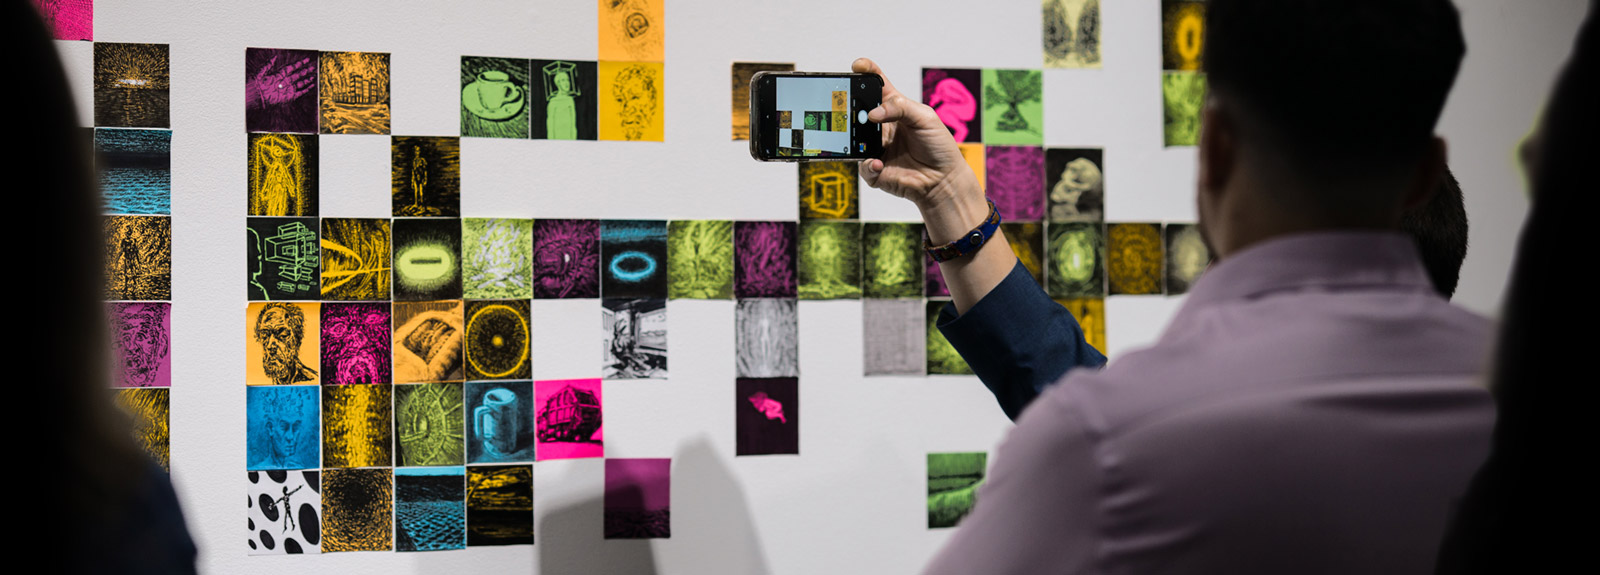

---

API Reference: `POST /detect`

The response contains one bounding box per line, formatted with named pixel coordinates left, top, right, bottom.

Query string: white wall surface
left=55, top=0, right=1587, bottom=573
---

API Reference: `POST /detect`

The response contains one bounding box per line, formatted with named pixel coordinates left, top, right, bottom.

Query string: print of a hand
left=249, top=55, right=316, bottom=109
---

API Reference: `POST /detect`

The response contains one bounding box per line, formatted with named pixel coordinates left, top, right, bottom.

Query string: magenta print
left=922, top=68, right=982, bottom=143
left=534, top=219, right=600, bottom=299
left=604, top=458, right=671, bottom=539
left=747, top=391, right=787, bottom=423
left=109, top=302, right=170, bottom=388
left=321, top=302, right=392, bottom=385
left=736, top=378, right=798, bottom=456
left=925, top=246, right=950, bottom=298
left=246, top=48, right=319, bottom=134
left=986, top=146, right=1046, bottom=221
left=734, top=221, right=797, bottom=299
left=33, top=0, right=92, bottom=41
left=535, top=378, right=603, bottom=460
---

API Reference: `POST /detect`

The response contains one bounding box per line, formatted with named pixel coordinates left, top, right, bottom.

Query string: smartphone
left=748, top=72, right=884, bottom=161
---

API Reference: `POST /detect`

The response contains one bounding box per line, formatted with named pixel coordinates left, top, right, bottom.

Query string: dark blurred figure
left=14, top=0, right=198, bottom=572
left=1404, top=166, right=1469, bottom=299
left=1436, top=2, right=1596, bottom=573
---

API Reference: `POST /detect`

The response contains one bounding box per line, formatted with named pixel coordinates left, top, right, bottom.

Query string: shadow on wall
left=537, top=437, right=770, bottom=574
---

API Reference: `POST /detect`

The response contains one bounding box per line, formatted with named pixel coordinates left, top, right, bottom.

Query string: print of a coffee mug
left=476, top=70, right=522, bottom=110
left=474, top=388, right=520, bottom=456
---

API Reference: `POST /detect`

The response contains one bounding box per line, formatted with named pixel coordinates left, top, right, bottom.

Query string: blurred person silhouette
left=1435, top=2, right=1597, bottom=573
left=16, top=1, right=197, bottom=572
left=856, top=0, right=1494, bottom=572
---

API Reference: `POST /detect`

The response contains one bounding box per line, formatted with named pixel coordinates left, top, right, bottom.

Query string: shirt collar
left=1181, top=230, right=1435, bottom=309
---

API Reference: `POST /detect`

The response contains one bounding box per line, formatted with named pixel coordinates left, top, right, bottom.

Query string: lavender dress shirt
left=925, top=232, right=1495, bottom=575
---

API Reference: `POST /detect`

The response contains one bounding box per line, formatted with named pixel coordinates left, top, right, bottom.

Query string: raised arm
left=852, top=58, right=1013, bottom=313
left=854, top=58, right=1106, bottom=419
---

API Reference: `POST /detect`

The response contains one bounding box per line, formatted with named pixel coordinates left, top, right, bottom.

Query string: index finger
left=852, top=57, right=905, bottom=103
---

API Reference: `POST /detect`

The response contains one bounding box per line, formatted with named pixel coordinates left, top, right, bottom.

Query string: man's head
left=1400, top=165, right=1469, bottom=299
left=255, top=302, right=305, bottom=385
left=113, top=303, right=169, bottom=387
left=1196, top=0, right=1465, bottom=257
left=261, top=389, right=306, bottom=462
left=613, top=64, right=659, bottom=140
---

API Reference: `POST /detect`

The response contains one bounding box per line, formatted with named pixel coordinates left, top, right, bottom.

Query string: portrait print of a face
left=109, top=302, right=171, bottom=388
left=247, top=302, right=320, bottom=386
left=600, top=61, right=664, bottom=142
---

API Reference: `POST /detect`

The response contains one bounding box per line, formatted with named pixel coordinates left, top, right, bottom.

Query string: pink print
left=33, top=0, right=92, bottom=41
left=930, top=79, right=976, bottom=141
left=109, top=302, right=170, bottom=388
left=734, top=221, right=796, bottom=298
left=747, top=391, right=786, bottom=424
left=986, top=146, right=1046, bottom=221
left=535, top=378, right=604, bottom=460
left=922, top=68, right=983, bottom=143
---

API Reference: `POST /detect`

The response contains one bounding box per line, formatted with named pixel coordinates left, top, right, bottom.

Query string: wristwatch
left=924, top=199, right=1001, bottom=263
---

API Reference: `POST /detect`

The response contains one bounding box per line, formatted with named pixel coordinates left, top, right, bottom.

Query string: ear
left=1403, top=137, right=1448, bottom=211
left=1197, top=96, right=1234, bottom=204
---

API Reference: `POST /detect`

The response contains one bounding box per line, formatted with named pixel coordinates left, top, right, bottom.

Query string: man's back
left=924, top=233, right=1494, bottom=574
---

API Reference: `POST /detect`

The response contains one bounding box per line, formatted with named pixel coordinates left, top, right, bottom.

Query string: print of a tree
left=985, top=70, right=1042, bottom=134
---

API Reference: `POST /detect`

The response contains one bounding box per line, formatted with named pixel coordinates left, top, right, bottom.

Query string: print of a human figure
left=253, top=134, right=304, bottom=216
left=274, top=485, right=303, bottom=533
left=119, top=226, right=141, bottom=294
left=410, top=145, right=427, bottom=212
left=247, top=228, right=268, bottom=299
left=608, top=311, right=644, bottom=376
left=546, top=64, right=577, bottom=140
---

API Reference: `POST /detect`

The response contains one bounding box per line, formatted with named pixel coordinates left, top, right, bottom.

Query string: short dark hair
left=1400, top=165, right=1468, bottom=298
left=1206, top=0, right=1465, bottom=187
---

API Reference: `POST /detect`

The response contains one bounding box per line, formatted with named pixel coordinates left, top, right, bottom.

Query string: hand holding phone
left=748, top=71, right=884, bottom=161
left=850, top=58, right=979, bottom=212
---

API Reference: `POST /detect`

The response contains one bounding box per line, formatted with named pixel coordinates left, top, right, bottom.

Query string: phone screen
left=773, top=76, right=858, bottom=157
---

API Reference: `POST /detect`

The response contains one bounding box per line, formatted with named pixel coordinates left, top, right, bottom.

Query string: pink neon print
left=929, top=78, right=977, bottom=142
left=34, top=0, right=92, bottom=41
left=747, top=391, right=787, bottom=424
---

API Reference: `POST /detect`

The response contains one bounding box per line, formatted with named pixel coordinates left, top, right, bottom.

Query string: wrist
left=917, top=169, right=988, bottom=244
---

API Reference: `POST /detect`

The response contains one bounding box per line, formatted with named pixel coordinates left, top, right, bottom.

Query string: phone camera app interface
left=774, top=77, right=853, bottom=158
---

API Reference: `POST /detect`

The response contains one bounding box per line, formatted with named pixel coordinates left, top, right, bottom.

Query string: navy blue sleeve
left=937, top=260, right=1107, bottom=421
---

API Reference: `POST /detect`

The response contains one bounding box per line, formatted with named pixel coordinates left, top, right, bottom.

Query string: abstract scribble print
left=463, top=218, right=533, bottom=300
left=320, top=218, right=390, bottom=301
left=986, top=146, right=1045, bottom=222
left=321, top=303, right=392, bottom=385
left=533, top=219, right=600, bottom=299
left=34, top=0, right=92, bottom=41
left=735, top=221, right=796, bottom=299
left=322, top=468, right=393, bottom=552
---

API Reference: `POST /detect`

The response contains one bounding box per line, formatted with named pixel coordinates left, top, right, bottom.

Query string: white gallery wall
left=55, top=0, right=1587, bottom=573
